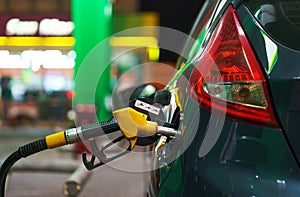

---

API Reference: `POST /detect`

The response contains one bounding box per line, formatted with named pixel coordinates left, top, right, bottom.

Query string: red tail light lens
left=189, top=5, right=278, bottom=127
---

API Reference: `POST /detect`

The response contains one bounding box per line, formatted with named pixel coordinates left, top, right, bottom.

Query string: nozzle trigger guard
left=82, top=136, right=132, bottom=170
left=82, top=153, right=103, bottom=170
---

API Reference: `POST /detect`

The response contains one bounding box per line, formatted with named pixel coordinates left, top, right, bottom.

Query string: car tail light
left=188, top=5, right=279, bottom=127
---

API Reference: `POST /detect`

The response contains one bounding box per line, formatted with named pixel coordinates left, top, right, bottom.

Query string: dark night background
left=140, top=0, right=205, bottom=62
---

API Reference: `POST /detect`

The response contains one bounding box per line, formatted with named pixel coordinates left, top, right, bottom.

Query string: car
left=148, top=0, right=300, bottom=196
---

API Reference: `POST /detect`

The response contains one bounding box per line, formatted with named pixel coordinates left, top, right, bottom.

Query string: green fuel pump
left=72, top=0, right=113, bottom=121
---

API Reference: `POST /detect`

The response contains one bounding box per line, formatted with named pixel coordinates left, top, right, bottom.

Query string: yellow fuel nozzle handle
left=44, top=107, right=160, bottom=151
left=113, top=107, right=158, bottom=149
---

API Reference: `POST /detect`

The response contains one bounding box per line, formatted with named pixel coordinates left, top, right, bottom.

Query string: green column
left=72, top=0, right=113, bottom=121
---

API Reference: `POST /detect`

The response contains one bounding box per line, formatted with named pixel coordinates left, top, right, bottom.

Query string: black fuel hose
left=0, top=139, right=47, bottom=197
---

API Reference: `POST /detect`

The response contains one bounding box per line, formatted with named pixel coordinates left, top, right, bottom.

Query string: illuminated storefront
left=0, top=14, right=75, bottom=124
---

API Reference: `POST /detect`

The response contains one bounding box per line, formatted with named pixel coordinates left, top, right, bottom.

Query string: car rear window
left=245, top=0, right=300, bottom=51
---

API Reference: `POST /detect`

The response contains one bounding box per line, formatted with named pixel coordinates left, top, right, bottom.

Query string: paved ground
left=0, top=125, right=151, bottom=197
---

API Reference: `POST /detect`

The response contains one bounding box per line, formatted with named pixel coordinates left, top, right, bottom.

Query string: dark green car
left=149, top=0, right=300, bottom=196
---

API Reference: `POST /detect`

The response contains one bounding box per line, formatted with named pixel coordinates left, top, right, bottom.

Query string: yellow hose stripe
left=45, top=131, right=67, bottom=149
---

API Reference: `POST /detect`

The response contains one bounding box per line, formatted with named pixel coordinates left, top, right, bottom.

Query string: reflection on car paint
left=261, top=31, right=278, bottom=75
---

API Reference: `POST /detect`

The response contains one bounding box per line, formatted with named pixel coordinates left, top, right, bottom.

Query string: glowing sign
left=39, top=19, right=74, bottom=36
left=5, top=18, right=74, bottom=36
left=6, top=18, right=38, bottom=36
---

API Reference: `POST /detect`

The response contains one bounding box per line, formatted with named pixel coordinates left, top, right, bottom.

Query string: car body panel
left=149, top=0, right=300, bottom=196
left=238, top=0, right=300, bottom=166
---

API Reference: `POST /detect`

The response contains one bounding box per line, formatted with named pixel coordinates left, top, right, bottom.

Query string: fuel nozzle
left=80, top=98, right=179, bottom=170
left=62, top=99, right=177, bottom=147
